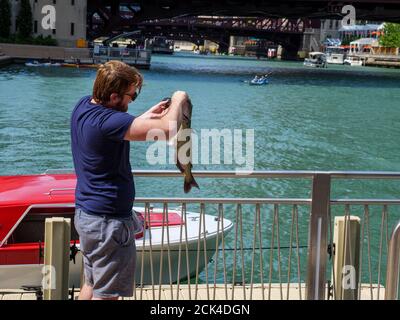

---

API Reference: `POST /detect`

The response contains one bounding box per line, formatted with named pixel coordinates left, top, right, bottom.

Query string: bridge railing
left=123, top=170, right=400, bottom=300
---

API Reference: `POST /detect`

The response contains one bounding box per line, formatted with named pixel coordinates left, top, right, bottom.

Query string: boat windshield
left=326, top=47, right=345, bottom=54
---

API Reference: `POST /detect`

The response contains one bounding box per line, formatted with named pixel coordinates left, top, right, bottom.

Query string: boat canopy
left=0, top=173, right=76, bottom=246
left=309, top=52, right=326, bottom=58
left=323, top=38, right=342, bottom=46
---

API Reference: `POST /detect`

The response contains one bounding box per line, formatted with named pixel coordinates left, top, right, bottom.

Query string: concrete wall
left=0, top=43, right=91, bottom=60
left=10, top=0, right=87, bottom=47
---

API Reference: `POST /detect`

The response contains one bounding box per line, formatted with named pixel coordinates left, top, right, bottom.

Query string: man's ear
left=110, top=93, right=120, bottom=103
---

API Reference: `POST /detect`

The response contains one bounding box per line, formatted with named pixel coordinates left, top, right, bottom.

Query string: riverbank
left=0, top=55, right=12, bottom=67
left=0, top=43, right=91, bottom=65
left=0, top=43, right=151, bottom=69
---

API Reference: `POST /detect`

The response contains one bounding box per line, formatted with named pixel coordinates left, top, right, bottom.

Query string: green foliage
left=16, top=0, right=33, bottom=39
left=379, top=23, right=400, bottom=48
left=0, top=34, right=57, bottom=46
left=0, top=0, right=11, bottom=38
left=33, top=35, right=58, bottom=46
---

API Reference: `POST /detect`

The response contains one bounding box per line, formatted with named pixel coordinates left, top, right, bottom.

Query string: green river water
left=1, top=53, right=400, bottom=285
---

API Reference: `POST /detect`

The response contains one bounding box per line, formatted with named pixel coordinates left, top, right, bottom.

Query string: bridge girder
left=88, top=0, right=400, bottom=23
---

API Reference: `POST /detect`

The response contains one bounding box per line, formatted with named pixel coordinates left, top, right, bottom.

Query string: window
left=71, top=0, right=75, bottom=5
left=34, top=20, right=37, bottom=33
left=53, top=0, right=56, bottom=4
left=71, top=23, right=74, bottom=36
left=52, top=29, right=56, bottom=35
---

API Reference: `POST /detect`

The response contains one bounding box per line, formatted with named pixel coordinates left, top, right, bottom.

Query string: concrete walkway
left=0, top=283, right=385, bottom=300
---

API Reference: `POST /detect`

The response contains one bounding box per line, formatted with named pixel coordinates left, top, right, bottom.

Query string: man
left=70, top=60, right=187, bottom=300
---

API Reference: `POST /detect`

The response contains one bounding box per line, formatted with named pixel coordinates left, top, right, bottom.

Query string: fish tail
left=183, top=167, right=199, bottom=193
left=184, top=176, right=199, bottom=194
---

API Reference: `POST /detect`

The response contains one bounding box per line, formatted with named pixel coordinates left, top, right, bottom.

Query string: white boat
left=0, top=173, right=234, bottom=289
left=325, top=46, right=345, bottom=65
left=344, top=56, right=364, bottom=66
left=304, top=52, right=327, bottom=68
left=25, top=61, right=61, bottom=67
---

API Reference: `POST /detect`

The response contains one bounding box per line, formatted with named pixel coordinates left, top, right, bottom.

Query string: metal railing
left=385, top=220, right=400, bottom=299
left=45, top=169, right=400, bottom=299
left=121, top=170, right=400, bottom=300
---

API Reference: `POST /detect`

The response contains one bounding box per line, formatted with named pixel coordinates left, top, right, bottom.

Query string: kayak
left=249, top=78, right=269, bottom=85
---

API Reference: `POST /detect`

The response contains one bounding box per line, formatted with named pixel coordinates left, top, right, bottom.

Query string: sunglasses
left=124, top=87, right=141, bottom=102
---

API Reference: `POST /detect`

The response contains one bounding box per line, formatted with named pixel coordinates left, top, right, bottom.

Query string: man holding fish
left=70, top=60, right=198, bottom=300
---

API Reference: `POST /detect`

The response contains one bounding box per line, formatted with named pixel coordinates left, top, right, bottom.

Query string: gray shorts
left=74, top=208, right=138, bottom=298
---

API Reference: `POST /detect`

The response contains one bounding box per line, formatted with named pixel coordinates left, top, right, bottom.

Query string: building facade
left=302, top=19, right=341, bottom=53
left=10, top=0, right=87, bottom=47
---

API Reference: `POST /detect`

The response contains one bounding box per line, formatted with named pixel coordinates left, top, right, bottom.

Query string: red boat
left=0, top=172, right=233, bottom=290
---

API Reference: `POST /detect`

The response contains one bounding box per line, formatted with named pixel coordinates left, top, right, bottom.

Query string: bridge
left=136, top=17, right=320, bottom=56
left=86, top=0, right=400, bottom=58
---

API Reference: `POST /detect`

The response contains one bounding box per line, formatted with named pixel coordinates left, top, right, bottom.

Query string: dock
left=0, top=43, right=151, bottom=69
left=0, top=48, right=12, bottom=67
left=355, top=53, right=400, bottom=68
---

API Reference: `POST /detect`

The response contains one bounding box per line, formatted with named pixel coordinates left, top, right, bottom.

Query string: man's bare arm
left=124, top=91, right=188, bottom=141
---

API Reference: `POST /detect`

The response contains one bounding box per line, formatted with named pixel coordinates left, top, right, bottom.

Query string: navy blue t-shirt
left=70, top=96, right=135, bottom=217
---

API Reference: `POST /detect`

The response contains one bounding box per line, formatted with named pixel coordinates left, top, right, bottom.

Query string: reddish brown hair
left=92, top=60, right=143, bottom=104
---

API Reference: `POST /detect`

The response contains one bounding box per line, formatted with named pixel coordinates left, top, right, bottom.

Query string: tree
left=0, top=0, right=11, bottom=38
left=379, top=23, right=400, bottom=48
left=16, top=0, right=33, bottom=39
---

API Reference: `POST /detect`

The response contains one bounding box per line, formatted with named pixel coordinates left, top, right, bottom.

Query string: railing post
left=385, top=220, right=400, bottom=300
left=306, top=174, right=331, bottom=300
left=43, top=217, right=71, bottom=300
left=332, top=216, right=361, bottom=300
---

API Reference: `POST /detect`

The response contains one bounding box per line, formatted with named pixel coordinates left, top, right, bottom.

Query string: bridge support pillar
left=281, top=47, right=300, bottom=60
left=218, top=42, right=229, bottom=54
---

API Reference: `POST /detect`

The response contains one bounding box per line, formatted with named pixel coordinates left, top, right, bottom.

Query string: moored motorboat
left=304, top=52, right=327, bottom=68
left=325, top=46, right=346, bottom=65
left=0, top=173, right=233, bottom=289
left=344, top=56, right=364, bottom=66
